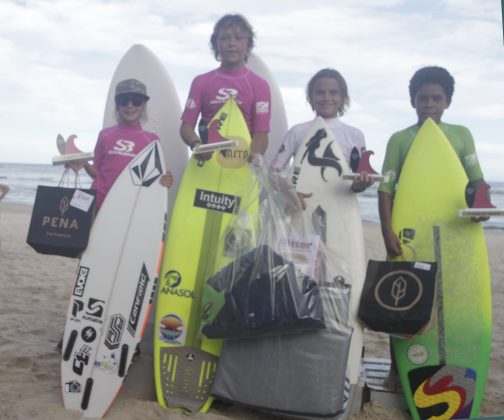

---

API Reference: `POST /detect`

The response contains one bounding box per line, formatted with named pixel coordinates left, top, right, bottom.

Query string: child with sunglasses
left=180, top=14, right=271, bottom=161
left=82, top=78, right=173, bottom=210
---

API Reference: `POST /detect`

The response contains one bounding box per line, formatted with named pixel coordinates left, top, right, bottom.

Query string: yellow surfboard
left=391, top=118, right=492, bottom=419
left=154, top=98, right=258, bottom=412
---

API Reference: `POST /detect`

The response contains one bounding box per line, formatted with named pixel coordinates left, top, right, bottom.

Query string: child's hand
left=296, top=191, right=313, bottom=210
left=66, top=161, right=85, bottom=173
left=160, top=171, right=173, bottom=188
left=351, top=172, right=375, bottom=192
left=383, top=229, right=403, bottom=259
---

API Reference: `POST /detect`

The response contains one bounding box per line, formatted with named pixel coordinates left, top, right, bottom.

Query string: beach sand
left=0, top=202, right=502, bottom=419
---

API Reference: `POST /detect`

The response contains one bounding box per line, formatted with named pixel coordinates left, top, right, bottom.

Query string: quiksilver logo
left=194, top=189, right=240, bottom=214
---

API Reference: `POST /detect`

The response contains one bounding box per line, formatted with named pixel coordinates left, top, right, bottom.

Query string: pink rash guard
left=91, top=123, right=158, bottom=210
left=181, top=65, right=271, bottom=134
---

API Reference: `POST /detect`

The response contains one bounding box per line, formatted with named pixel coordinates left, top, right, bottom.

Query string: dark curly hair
left=210, top=14, right=255, bottom=62
left=409, top=66, right=455, bottom=106
left=306, top=68, right=350, bottom=116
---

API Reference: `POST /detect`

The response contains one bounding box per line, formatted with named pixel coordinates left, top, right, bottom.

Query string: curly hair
left=409, top=66, right=455, bottom=105
left=210, top=14, right=255, bottom=62
left=306, top=68, right=350, bottom=117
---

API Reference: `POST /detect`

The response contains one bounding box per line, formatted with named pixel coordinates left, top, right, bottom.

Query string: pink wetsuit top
left=181, top=65, right=271, bottom=134
left=91, top=123, right=158, bottom=209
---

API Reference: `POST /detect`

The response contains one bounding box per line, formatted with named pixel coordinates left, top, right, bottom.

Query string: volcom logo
left=130, top=142, right=163, bottom=187
left=105, top=314, right=125, bottom=350
left=127, top=264, right=149, bottom=336
left=73, top=266, right=90, bottom=297
left=114, top=139, right=135, bottom=153
left=374, top=270, right=423, bottom=311
left=300, top=128, right=342, bottom=181
left=194, top=189, right=240, bottom=214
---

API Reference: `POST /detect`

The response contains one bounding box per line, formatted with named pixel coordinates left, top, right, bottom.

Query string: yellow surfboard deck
left=391, top=119, right=492, bottom=419
left=154, top=98, right=258, bottom=413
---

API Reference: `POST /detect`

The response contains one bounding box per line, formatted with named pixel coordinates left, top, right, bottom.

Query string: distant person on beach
left=77, top=78, right=173, bottom=210
left=378, top=66, right=490, bottom=259
left=271, top=68, right=374, bottom=208
left=0, top=184, right=9, bottom=201
left=180, top=13, right=271, bottom=162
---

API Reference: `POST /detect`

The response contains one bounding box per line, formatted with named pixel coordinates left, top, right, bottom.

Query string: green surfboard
left=390, top=118, right=492, bottom=419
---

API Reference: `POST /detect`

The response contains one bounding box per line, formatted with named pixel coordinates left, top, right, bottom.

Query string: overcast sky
left=0, top=0, right=502, bottom=181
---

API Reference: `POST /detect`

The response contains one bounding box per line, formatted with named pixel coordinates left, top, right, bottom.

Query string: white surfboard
left=103, top=44, right=188, bottom=221
left=61, top=140, right=168, bottom=417
left=290, top=116, right=366, bottom=383
left=246, top=53, right=288, bottom=162
left=273, top=116, right=366, bottom=417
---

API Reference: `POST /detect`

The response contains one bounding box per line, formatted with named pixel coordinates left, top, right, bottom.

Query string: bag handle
left=59, top=167, right=81, bottom=189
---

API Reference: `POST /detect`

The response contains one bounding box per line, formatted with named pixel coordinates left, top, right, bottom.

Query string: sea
left=0, top=162, right=503, bottom=230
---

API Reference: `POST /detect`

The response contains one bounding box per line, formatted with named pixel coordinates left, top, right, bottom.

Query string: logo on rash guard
left=216, top=88, right=238, bottom=101
left=113, top=140, right=135, bottom=153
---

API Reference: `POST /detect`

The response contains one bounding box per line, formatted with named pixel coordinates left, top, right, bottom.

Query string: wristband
left=190, top=140, right=202, bottom=151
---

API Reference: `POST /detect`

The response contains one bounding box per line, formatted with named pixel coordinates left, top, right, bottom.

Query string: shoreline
left=0, top=201, right=502, bottom=419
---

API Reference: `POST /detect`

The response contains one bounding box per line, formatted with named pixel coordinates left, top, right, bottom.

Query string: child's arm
left=159, top=171, right=173, bottom=188
left=250, top=132, right=268, bottom=159
left=378, top=191, right=403, bottom=258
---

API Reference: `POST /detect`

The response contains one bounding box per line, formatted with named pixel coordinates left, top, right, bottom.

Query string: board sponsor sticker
left=127, top=264, right=150, bottom=336
left=73, top=266, right=90, bottom=297
left=193, top=189, right=240, bottom=214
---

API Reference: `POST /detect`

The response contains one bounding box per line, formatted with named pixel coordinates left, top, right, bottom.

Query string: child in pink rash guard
left=82, top=78, right=173, bottom=210
left=180, top=14, right=271, bottom=162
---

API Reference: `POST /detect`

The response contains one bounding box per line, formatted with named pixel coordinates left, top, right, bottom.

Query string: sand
left=0, top=201, right=502, bottom=419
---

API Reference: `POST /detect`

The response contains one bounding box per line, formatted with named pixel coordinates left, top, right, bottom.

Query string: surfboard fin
left=459, top=181, right=502, bottom=217
left=355, top=148, right=379, bottom=175
left=52, top=134, right=94, bottom=165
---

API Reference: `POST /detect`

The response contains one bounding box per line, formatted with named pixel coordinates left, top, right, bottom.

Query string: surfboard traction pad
left=159, top=346, right=218, bottom=412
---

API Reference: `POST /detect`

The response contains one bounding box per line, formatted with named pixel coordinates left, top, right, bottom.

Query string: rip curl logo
left=374, top=270, right=423, bottom=311
left=194, top=189, right=240, bottom=214
left=300, top=128, right=342, bottom=181
left=130, top=142, right=163, bottom=187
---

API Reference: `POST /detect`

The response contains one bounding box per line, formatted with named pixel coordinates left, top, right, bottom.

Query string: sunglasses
left=116, top=94, right=146, bottom=107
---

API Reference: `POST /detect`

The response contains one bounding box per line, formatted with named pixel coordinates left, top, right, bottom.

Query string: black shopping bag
left=26, top=186, right=95, bottom=258
left=358, top=259, right=437, bottom=335
left=201, top=245, right=325, bottom=340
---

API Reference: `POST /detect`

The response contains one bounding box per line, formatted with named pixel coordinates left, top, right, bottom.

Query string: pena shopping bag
left=26, top=185, right=95, bottom=258
left=358, top=259, right=437, bottom=335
